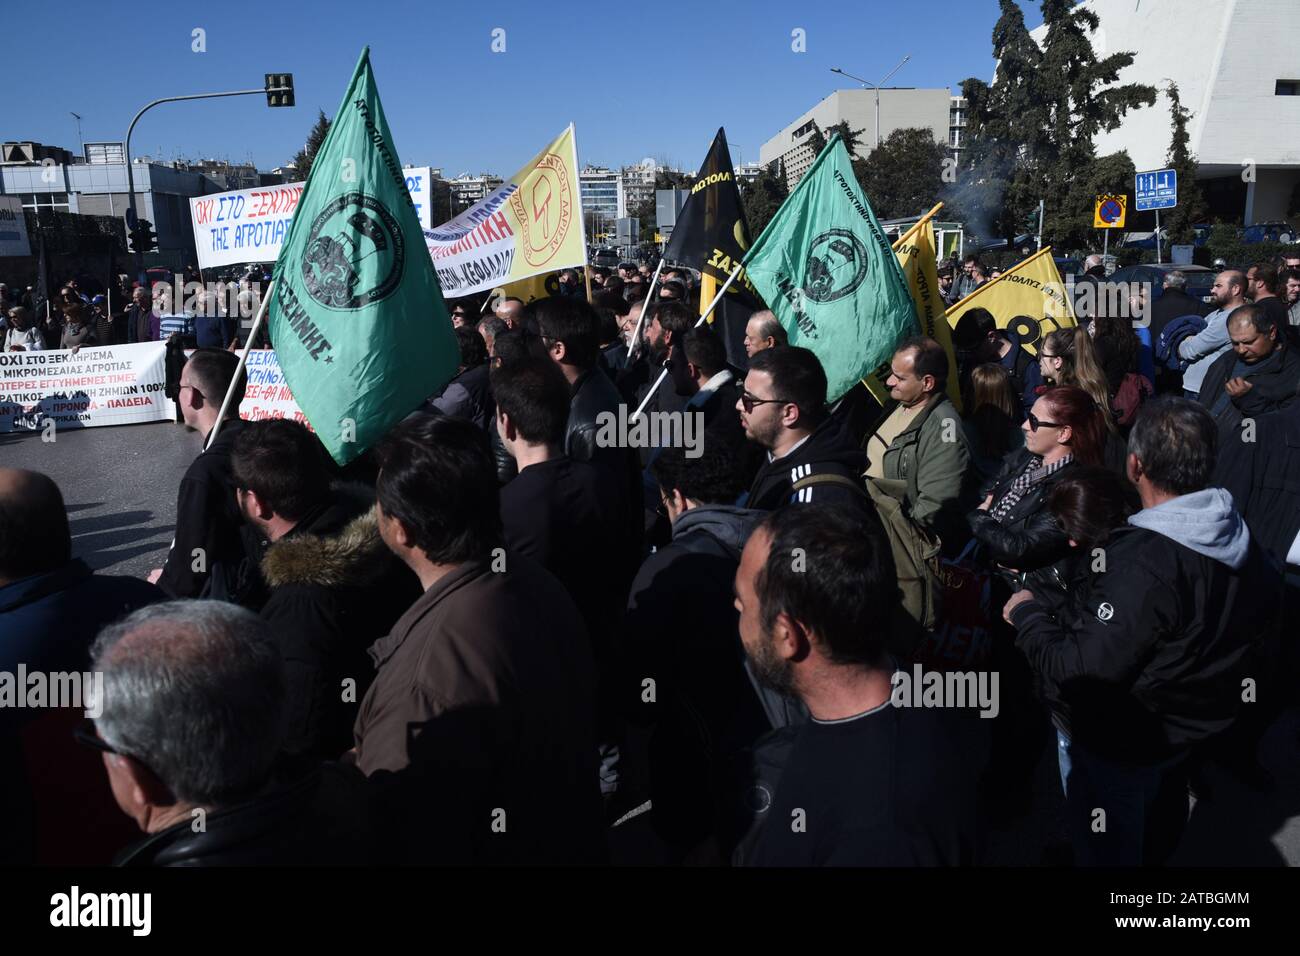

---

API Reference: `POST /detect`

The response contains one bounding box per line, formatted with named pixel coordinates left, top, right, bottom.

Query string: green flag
left=741, top=135, right=917, bottom=401
left=268, top=47, right=458, bottom=464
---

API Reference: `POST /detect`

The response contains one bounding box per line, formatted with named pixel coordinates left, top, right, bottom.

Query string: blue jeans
left=1058, top=736, right=1190, bottom=866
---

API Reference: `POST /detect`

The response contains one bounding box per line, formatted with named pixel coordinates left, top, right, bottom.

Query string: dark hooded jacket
left=623, top=504, right=794, bottom=847
left=258, top=491, right=422, bottom=764
left=745, top=417, right=869, bottom=512
left=968, top=447, right=1077, bottom=573
left=1009, top=489, right=1281, bottom=761
left=1197, top=340, right=1300, bottom=427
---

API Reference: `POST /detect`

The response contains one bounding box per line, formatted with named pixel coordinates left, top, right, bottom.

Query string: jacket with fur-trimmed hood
left=259, top=490, right=422, bottom=765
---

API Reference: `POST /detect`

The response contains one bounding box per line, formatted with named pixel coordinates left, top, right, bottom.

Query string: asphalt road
left=5, top=419, right=1299, bottom=867
left=0, top=418, right=203, bottom=579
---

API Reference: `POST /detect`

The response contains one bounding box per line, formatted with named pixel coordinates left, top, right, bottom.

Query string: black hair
left=951, top=307, right=996, bottom=352
left=375, top=414, right=503, bottom=563
left=0, top=470, right=71, bottom=579
left=754, top=504, right=897, bottom=668
left=593, top=290, right=630, bottom=317
left=650, top=440, right=745, bottom=505
left=490, top=356, right=571, bottom=445
left=651, top=300, right=696, bottom=337
left=454, top=325, right=488, bottom=369
left=1046, top=466, right=1132, bottom=549
left=748, top=346, right=828, bottom=424
left=491, top=329, right=549, bottom=369
left=896, top=335, right=949, bottom=391
left=1127, top=397, right=1217, bottom=495
left=185, top=347, right=245, bottom=412
left=680, top=325, right=727, bottom=376
left=231, top=419, right=333, bottom=522
left=533, top=295, right=600, bottom=368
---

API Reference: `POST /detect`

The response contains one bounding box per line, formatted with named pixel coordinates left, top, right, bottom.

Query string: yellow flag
left=945, top=246, right=1075, bottom=356
left=488, top=271, right=557, bottom=309
left=862, top=213, right=960, bottom=409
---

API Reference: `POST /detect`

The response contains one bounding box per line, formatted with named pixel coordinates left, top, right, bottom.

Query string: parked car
left=1054, top=257, right=1083, bottom=277
left=1242, top=221, right=1296, bottom=244
left=1106, top=263, right=1217, bottom=305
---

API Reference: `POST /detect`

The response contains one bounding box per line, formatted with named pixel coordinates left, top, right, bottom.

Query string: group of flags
left=261, top=47, right=1074, bottom=466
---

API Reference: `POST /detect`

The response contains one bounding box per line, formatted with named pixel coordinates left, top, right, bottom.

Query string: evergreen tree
left=958, top=0, right=1156, bottom=250
left=1160, top=82, right=1209, bottom=244
left=741, top=162, right=789, bottom=237
left=290, top=110, right=332, bottom=183
left=854, top=128, right=948, bottom=220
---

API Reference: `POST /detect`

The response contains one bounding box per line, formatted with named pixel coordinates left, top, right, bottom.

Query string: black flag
left=34, top=232, right=52, bottom=318
left=663, top=128, right=765, bottom=367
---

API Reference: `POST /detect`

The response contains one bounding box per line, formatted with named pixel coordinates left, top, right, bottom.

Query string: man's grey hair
left=1127, top=398, right=1217, bottom=496
left=1163, top=270, right=1187, bottom=290
left=90, top=600, right=286, bottom=807
left=749, top=310, right=789, bottom=347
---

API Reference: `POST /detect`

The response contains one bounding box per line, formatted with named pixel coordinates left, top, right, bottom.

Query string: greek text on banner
left=0, top=343, right=173, bottom=432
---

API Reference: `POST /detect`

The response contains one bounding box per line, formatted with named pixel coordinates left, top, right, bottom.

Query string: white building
left=619, top=160, right=658, bottom=215
left=759, top=88, right=958, bottom=189
left=1029, top=0, right=1300, bottom=225
left=448, top=173, right=503, bottom=208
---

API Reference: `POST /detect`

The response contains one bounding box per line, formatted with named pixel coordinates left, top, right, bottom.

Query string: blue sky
left=3, top=0, right=1046, bottom=178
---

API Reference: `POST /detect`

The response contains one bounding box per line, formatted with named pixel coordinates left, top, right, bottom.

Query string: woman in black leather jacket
left=968, top=385, right=1109, bottom=575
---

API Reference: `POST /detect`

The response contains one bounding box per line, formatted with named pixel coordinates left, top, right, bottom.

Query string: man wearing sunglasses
left=147, top=348, right=248, bottom=598
left=740, top=346, right=867, bottom=511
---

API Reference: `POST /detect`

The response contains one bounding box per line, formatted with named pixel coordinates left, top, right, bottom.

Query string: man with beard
left=729, top=504, right=987, bottom=866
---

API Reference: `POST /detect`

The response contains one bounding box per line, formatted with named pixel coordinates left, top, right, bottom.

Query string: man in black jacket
left=1149, top=269, right=1211, bottom=343
left=668, top=324, right=759, bottom=485
left=91, top=601, right=374, bottom=866
left=1004, top=399, right=1281, bottom=865
left=231, top=420, right=422, bottom=764
left=1197, top=303, right=1300, bottom=427
left=740, top=346, right=868, bottom=511
left=148, top=348, right=247, bottom=597
left=624, top=442, right=779, bottom=855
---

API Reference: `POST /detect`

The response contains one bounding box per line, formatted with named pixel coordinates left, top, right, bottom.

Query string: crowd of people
left=3, top=247, right=1300, bottom=868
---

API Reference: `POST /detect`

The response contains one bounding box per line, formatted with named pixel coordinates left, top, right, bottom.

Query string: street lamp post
left=830, top=55, right=911, bottom=150
left=123, top=79, right=293, bottom=288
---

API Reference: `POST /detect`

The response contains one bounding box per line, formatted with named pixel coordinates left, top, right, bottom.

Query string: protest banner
left=0, top=342, right=172, bottom=432
left=239, top=349, right=308, bottom=424
left=190, top=182, right=305, bottom=271
left=424, top=125, right=587, bottom=297
left=404, top=166, right=434, bottom=230
left=0, top=196, right=32, bottom=257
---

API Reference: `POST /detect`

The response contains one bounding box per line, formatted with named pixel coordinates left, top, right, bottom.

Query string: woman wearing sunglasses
left=968, top=385, right=1109, bottom=574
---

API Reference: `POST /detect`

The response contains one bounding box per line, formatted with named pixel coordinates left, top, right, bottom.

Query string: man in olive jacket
left=866, top=337, right=972, bottom=555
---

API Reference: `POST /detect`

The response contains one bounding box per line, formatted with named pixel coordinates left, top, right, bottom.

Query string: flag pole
left=631, top=264, right=741, bottom=421
left=626, top=256, right=665, bottom=362
left=891, top=202, right=944, bottom=251
left=204, top=279, right=274, bottom=450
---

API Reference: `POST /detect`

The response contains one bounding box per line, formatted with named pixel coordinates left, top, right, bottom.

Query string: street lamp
left=122, top=75, right=294, bottom=286
left=830, top=55, right=911, bottom=150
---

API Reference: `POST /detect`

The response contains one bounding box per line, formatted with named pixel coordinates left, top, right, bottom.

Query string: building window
left=1277, top=80, right=1300, bottom=96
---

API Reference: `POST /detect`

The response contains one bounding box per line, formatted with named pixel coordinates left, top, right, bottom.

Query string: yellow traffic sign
left=1094, top=194, right=1127, bottom=229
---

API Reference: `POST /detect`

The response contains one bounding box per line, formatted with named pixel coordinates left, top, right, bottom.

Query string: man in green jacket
left=866, top=336, right=972, bottom=555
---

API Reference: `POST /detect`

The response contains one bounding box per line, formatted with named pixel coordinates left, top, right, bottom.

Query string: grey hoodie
left=1127, top=487, right=1251, bottom=570
left=671, top=503, right=762, bottom=558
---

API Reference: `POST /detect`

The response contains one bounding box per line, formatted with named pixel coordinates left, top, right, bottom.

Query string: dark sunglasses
left=1027, top=411, right=1063, bottom=431
left=74, top=718, right=124, bottom=757
left=740, top=391, right=791, bottom=413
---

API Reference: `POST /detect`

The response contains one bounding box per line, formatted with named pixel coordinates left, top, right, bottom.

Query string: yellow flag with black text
left=945, top=246, right=1075, bottom=356
left=863, top=215, right=960, bottom=409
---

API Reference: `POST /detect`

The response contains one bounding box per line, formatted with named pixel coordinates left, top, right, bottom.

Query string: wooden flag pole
left=631, top=264, right=742, bottom=421
left=626, top=257, right=666, bottom=362
left=205, top=279, right=274, bottom=450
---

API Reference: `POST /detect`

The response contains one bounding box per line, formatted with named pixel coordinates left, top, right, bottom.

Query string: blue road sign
left=1135, top=168, right=1177, bottom=211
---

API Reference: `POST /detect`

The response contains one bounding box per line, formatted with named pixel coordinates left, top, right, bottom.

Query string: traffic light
left=129, top=220, right=157, bottom=254
left=266, top=73, right=295, bottom=108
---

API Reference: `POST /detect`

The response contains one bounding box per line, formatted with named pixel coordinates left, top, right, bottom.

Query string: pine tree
left=958, top=0, right=1156, bottom=250
left=290, top=110, right=332, bottom=183
left=1161, top=82, right=1209, bottom=244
